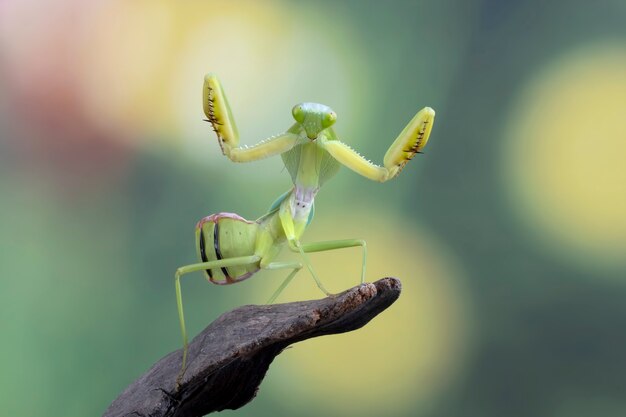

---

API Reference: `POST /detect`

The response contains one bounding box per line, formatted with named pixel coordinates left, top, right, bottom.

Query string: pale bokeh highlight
left=78, top=0, right=370, bottom=179
left=502, top=43, right=626, bottom=272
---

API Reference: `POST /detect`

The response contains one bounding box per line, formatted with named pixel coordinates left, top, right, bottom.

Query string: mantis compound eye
left=321, top=111, right=337, bottom=128
left=292, top=104, right=306, bottom=124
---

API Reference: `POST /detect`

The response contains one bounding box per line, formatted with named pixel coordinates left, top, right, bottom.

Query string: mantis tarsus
left=174, top=73, right=435, bottom=383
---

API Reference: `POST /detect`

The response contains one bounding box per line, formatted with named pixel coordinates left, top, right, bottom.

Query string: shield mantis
left=174, top=73, right=435, bottom=381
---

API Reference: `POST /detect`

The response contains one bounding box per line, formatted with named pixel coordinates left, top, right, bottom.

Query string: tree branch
left=104, top=277, right=401, bottom=417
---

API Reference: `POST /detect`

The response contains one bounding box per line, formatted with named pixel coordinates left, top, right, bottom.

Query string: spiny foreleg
left=321, top=106, right=435, bottom=182
left=203, top=73, right=300, bottom=162
left=383, top=106, right=435, bottom=175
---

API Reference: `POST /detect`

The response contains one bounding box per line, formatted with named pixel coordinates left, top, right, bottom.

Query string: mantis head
left=292, top=103, right=337, bottom=140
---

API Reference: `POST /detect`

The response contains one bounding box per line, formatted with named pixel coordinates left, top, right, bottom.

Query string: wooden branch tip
left=104, top=277, right=402, bottom=417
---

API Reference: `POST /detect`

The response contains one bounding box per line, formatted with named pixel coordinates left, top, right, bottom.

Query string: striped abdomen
left=195, top=213, right=260, bottom=285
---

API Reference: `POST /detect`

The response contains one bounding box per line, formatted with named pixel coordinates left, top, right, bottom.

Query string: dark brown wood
left=103, top=277, right=401, bottom=417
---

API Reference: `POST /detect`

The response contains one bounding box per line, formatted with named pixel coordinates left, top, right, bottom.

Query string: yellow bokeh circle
left=245, top=209, right=472, bottom=416
left=502, top=43, right=626, bottom=271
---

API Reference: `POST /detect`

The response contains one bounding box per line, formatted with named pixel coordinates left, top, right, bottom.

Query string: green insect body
left=174, top=73, right=435, bottom=385
left=195, top=213, right=260, bottom=284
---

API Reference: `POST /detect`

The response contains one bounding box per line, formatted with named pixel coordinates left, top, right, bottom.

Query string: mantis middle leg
left=264, top=261, right=304, bottom=304
left=288, top=238, right=368, bottom=296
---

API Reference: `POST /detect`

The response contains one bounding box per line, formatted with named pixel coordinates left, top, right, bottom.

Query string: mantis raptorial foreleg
left=203, top=73, right=300, bottom=162
left=321, top=106, right=435, bottom=182
left=174, top=255, right=260, bottom=385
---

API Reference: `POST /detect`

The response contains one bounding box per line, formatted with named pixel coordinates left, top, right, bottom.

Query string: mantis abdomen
left=195, top=213, right=260, bottom=284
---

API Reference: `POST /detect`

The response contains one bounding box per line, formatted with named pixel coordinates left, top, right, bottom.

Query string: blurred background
left=1, top=0, right=625, bottom=416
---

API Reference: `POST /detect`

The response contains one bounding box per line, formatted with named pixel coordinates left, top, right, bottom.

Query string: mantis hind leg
left=174, top=255, right=260, bottom=389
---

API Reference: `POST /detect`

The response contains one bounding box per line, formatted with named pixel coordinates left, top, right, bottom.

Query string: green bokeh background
left=1, top=1, right=625, bottom=416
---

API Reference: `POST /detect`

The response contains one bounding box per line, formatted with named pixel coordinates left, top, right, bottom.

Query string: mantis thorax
left=290, top=186, right=318, bottom=221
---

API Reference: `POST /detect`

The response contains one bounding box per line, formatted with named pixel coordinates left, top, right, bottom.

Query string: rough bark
left=104, top=277, right=401, bottom=417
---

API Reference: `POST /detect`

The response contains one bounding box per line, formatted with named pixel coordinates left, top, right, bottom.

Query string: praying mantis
left=174, top=73, right=435, bottom=381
